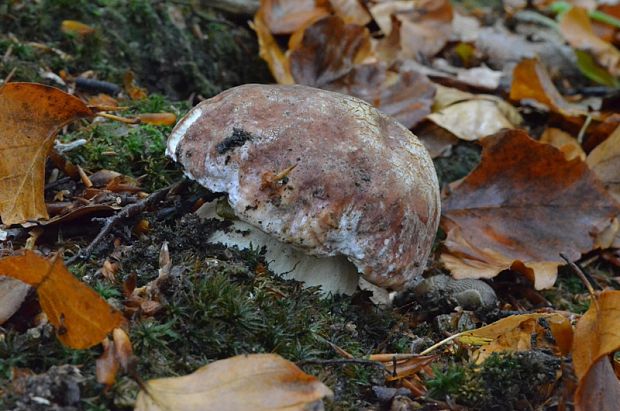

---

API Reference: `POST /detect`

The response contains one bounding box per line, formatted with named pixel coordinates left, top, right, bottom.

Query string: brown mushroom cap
left=167, top=84, right=440, bottom=290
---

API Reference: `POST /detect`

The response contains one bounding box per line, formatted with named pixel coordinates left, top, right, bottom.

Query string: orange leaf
left=288, top=15, right=371, bottom=87
left=559, top=7, right=620, bottom=77
left=459, top=313, right=573, bottom=363
left=134, top=353, right=333, bottom=411
left=0, top=82, right=93, bottom=225
left=137, top=112, right=177, bottom=126
left=509, top=58, right=590, bottom=118
left=587, top=125, right=620, bottom=202
left=261, top=0, right=331, bottom=35
left=441, top=129, right=620, bottom=289
left=251, top=10, right=295, bottom=85
left=328, top=0, right=371, bottom=26
left=0, top=251, right=123, bottom=349
left=60, top=20, right=95, bottom=36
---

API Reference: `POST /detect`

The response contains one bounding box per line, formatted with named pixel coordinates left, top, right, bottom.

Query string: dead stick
left=560, top=253, right=599, bottom=308
left=66, top=185, right=172, bottom=265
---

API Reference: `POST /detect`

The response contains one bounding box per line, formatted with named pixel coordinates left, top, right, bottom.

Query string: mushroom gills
left=196, top=198, right=359, bottom=295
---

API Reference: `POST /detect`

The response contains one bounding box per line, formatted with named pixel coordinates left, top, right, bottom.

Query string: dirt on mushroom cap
left=167, top=84, right=440, bottom=290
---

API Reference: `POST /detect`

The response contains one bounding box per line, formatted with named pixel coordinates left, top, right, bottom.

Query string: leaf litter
left=1, top=0, right=620, bottom=410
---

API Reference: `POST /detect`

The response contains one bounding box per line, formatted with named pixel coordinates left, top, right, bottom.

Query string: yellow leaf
left=135, top=353, right=333, bottom=411
left=0, top=251, right=123, bottom=349
left=0, top=83, right=93, bottom=225
left=61, top=20, right=95, bottom=36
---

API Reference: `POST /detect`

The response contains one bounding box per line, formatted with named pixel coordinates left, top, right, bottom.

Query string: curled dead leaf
left=261, top=0, right=331, bottom=35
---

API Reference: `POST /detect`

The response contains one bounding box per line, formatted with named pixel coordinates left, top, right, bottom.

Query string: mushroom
left=167, top=84, right=440, bottom=293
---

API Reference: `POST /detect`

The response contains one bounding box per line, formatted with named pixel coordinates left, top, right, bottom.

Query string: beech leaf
left=0, top=82, right=93, bottom=225
left=0, top=251, right=123, bottom=349
left=134, top=353, right=333, bottom=411
left=587, top=125, right=620, bottom=202
left=441, top=129, right=620, bottom=289
left=572, top=290, right=620, bottom=410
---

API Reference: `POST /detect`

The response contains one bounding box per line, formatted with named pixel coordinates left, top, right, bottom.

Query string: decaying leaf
left=262, top=0, right=331, bottom=34
left=0, top=83, right=93, bottom=225
left=134, top=353, right=333, bottom=411
left=137, top=112, right=177, bottom=126
left=329, top=0, right=371, bottom=26
left=559, top=6, right=620, bottom=77
left=288, top=15, right=371, bottom=87
left=587, top=125, right=620, bottom=202
left=441, top=129, right=620, bottom=289
left=572, top=290, right=620, bottom=410
left=251, top=11, right=295, bottom=84
left=540, top=127, right=586, bottom=161
left=0, top=251, right=123, bottom=349
left=458, top=313, right=573, bottom=363
left=509, top=58, right=590, bottom=117
left=325, top=63, right=436, bottom=128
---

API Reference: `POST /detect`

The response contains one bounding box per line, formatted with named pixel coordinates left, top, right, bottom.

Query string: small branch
left=66, top=185, right=173, bottom=265
left=560, top=253, right=599, bottom=307
left=298, top=358, right=387, bottom=370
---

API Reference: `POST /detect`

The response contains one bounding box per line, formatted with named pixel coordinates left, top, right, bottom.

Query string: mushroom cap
left=167, top=84, right=440, bottom=290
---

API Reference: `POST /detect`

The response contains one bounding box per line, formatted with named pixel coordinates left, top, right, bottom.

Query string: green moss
left=427, top=351, right=561, bottom=410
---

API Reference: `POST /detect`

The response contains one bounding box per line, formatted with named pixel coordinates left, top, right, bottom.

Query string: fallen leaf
left=413, top=121, right=459, bottom=158
left=574, top=356, right=620, bottom=411
left=60, top=20, right=95, bottom=36
left=261, top=0, right=331, bottom=35
left=587, top=125, right=620, bottom=202
left=96, top=337, right=119, bottom=387
left=559, top=6, right=620, bottom=77
left=397, top=0, right=453, bottom=59
left=572, top=290, right=620, bottom=410
left=441, top=129, right=620, bottom=289
left=137, top=112, right=177, bottom=126
left=459, top=313, right=573, bottom=363
left=123, top=71, right=148, bottom=101
left=0, top=250, right=124, bottom=349
left=251, top=11, right=295, bottom=84
left=540, top=127, right=586, bottom=161
left=134, top=353, right=333, bottom=411
left=427, top=98, right=520, bottom=141
left=329, top=0, right=371, bottom=26
left=289, top=15, right=371, bottom=87
left=0, top=276, right=31, bottom=324
left=509, top=58, right=590, bottom=117
left=0, top=83, right=93, bottom=225
left=325, top=63, right=436, bottom=128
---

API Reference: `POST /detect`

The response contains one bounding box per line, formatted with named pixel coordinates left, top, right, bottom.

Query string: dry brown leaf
left=0, top=83, right=93, bottom=225
left=251, top=11, right=295, bottom=84
left=123, top=71, right=148, bottom=101
left=396, top=0, right=453, bottom=59
left=441, top=129, right=619, bottom=289
left=509, top=58, right=590, bottom=117
left=574, top=356, right=620, bottom=411
left=414, top=121, right=459, bottom=158
left=96, top=337, right=119, bottom=387
left=587, top=125, right=620, bottom=202
left=572, top=290, right=620, bottom=410
left=0, top=250, right=124, bottom=349
left=329, top=0, right=371, bottom=26
left=540, top=127, right=586, bottom=161
left=289, top=15, right=371, bottom=87
left=134, top=353, right=333, bottom=411
left=459, top=313, right=573, bottom=363
left=559, top=6, right=620, bottom=76
left=261, top=0, right=331, bottom=35
left=325, top=63, right=436, bottom=128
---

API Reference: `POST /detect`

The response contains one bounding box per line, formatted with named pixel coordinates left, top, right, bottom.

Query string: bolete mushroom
left=167, top=84, right=440, bottom=293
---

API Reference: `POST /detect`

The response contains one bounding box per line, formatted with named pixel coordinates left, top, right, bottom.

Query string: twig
left=66, top=184, right=173, bottom=265
left=297, top=358, right=388, bottom=370
left=560, top=253, right=599, bottom=308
